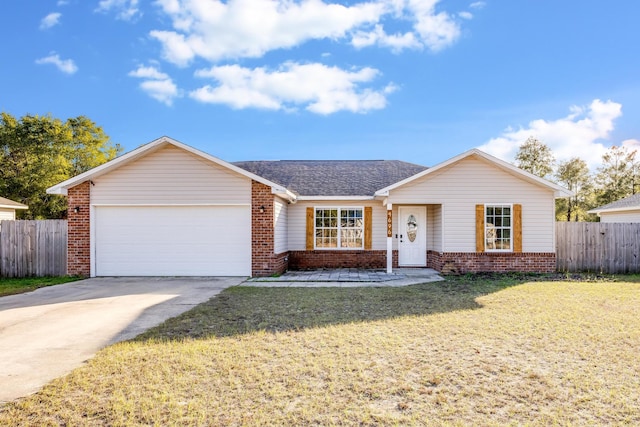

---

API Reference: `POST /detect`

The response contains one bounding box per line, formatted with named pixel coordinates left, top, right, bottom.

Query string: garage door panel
left=95, top=206, right=250, bottom=276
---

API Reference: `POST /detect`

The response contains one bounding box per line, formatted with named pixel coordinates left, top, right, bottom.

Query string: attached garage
left=94, top=205, right=251, bottom=276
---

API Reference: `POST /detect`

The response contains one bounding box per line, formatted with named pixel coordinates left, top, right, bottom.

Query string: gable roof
left=588, top=193, right=640, bottom=215
left=0, top=196, right=28, bottom=210
left=374, top=148, right=574, bottom=198
left=233, top=160, right=427, bottom=197
left=46, top=136, right=295, bottom=200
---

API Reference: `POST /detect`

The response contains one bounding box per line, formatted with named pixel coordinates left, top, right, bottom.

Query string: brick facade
left=290, top=249, right=554, bottom=273
left=251, top=180, right=288, bottom=277
left=67, top=181, right=91, bottom=277
left=428, top=250, right=556, bottom=274
left=289, top=250, right=390, bottom=270
left=65, top=177, right=556, bottom=277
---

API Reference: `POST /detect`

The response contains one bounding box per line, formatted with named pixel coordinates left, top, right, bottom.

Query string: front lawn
left=0, top=276, right=79, bottom=297
left=1, top=274, right=639, bottom=425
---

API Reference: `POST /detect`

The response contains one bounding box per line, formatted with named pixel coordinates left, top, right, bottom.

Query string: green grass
left=0, top=276, right=79, bottom=297
left=1, top=274, right=640, bottom=425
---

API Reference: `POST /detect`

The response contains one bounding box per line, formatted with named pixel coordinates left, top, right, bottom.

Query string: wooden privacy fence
left=0, top=220, right=67, bottom=277
left=556, top=222, right=640, bottom=273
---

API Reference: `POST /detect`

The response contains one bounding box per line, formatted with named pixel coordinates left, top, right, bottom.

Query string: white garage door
left=95, top=206, right=251, bottom=276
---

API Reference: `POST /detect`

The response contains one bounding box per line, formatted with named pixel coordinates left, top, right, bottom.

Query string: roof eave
left=0, top=204, right=28, bottom=210
left=46, top=136, right=290, bottom=197
left=375, top=148, right=574, bottom=198
left=587, top=205, right=640, bottom=215
left=297, top=195, right=375, bottom=201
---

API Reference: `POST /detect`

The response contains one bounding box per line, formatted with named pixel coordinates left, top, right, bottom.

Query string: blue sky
left=1, top=0, right=638, bottom=170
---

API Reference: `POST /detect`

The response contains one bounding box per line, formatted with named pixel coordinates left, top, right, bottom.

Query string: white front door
left=398, top=206, right=426, bottom=266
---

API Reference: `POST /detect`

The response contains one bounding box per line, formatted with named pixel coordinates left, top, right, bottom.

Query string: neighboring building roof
left=233, top=160, right=428, bottom=197
left=375, top=148, right=574, bottom=199
left=0, top=196, right=28, bottom=210
left=588, top=193, right=640, bottom=215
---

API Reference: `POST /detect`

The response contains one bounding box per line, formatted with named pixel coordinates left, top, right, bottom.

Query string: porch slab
left=246, top=268, right=444, bottom=287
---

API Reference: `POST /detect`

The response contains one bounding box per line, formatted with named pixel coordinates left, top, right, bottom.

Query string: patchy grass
left=1, top=274, right=640, bottom=425
left=0, top=276, right=79, bottom=297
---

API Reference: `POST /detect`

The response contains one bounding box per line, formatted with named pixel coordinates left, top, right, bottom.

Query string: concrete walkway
left=246, top=268, right=444, bottom=287
left=0, top=277, right=244, bottom=404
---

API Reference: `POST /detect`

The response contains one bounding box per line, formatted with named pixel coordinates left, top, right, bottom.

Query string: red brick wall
left=67, top=181, right=91, bottom=277
left=290, top=249, right=554, bottom=273
left=289, top=250, right=389, bottom=270
left=251, top=181, right=288, bottom=276
left=430, top=251, right=556, bottom=274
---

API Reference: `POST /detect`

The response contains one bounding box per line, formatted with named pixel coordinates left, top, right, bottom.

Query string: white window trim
left=484, top=203, right=513, bottom=252
left=314, top=206, right=365, bottom=250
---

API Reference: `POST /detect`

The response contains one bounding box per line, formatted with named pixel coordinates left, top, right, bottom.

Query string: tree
left=594, top=145, right=638, bottom=207
left=0, top=112, right=121, bottom=219
left=515, top=136, right=555, bottom=179
left=554, top=157, right=593, bottom=221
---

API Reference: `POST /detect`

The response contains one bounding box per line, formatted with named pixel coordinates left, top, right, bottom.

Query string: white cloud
left=129, top=65, right=170, bottom=80
left=352, top=24, right=421, bottom=52
left=152, top=0, right=385, bottom=65
left=408, top=0, right=461, bottom=52
left=458, top=11, right=473, bottom=20
left=190, top=62, right=394, bottom=114
left=470, top=1, right=485, bottom=9
left=151, top=0, right=466, bottom=65
left=478, top=99, right=623, bottom=170
left=40, top=12, right=62, bottom=30
left=128, top=65, right=180, bottom=105
left=621, top=139, right=640, bottom=150
left=35, top=53, right=78, bottom=74
left=96, top=0, right=141, bottom=21
left=351, top=0, right=462, bottom=52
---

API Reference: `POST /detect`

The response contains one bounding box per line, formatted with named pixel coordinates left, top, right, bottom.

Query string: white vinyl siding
left=90, top=144, right=253, bottom=277
left=288, top=201, right=387, bottom=250
left=599, top=211, right=640, bottom=223
left=92, top=145, right=251, bottom=205
left=0, top=209, right=16, bottom=221
left=427, top=204, right=442, bottom=252
left=274, top=197, right=288, bottom=254
left=387, top=157, right=555, bottom=252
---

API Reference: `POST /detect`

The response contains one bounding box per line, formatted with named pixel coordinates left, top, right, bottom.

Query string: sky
left=1, top=0, right=639, bottom=171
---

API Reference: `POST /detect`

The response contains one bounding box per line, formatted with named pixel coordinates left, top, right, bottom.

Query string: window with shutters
left=315, top=207, right=363, bottom=249
left=485, top=204, right=512, bottom=251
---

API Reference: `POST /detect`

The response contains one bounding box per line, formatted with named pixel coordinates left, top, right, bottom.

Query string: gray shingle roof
left=233, top=160, right=428, bottom=196
left=590, top=193, right=640, bottom=212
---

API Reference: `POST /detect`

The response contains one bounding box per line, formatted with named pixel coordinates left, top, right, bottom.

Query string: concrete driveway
left=0, top=277, right=245, bottom=403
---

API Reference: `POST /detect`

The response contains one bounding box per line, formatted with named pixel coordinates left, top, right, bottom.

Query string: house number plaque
left=387, top=210, right=392, bottom=237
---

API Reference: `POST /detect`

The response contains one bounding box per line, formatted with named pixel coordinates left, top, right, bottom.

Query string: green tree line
left=0, top=112, right=121, bottom=219
left=515, top=136, right=640, bottom=222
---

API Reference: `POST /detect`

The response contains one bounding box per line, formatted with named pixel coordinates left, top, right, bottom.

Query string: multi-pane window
left=315, top=208, right=364, bottom=249
left=485, top=205, right=512, bottom=251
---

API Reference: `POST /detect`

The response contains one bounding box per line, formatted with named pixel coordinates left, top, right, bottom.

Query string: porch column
left=386, top=203, right=393, bottom=273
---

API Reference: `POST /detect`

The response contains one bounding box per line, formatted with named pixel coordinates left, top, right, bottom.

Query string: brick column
left=251, top=180, right=288, bottom=277
left=67, top=182, right=91, bottom=277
